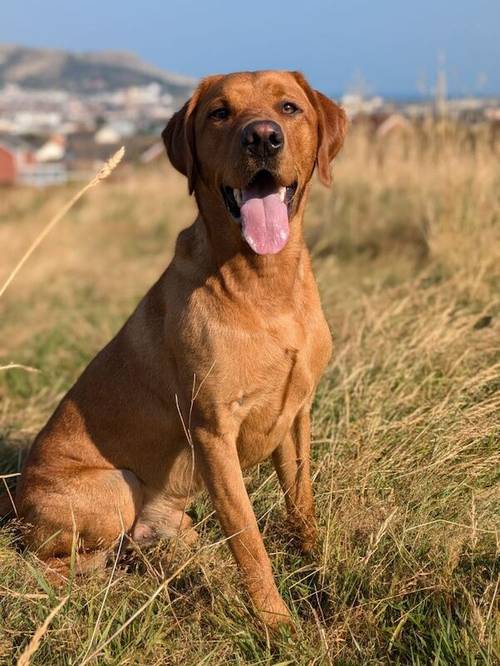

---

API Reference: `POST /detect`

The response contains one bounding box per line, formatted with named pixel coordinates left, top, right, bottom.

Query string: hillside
left=0, top=44, right=195, bottom=98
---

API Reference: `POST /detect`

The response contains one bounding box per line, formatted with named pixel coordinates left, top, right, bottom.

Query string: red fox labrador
left=11, top=71, right=347, bottom=628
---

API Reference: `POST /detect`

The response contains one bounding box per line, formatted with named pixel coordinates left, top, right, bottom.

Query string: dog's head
left=163, top=71, right=347, bottom=255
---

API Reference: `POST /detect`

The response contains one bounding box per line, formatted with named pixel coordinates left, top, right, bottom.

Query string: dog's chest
left=232, top=318, right=331, bottom=468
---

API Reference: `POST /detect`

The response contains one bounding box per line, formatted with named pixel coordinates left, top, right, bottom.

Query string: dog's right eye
left=209, top=107, right=230, bottom=120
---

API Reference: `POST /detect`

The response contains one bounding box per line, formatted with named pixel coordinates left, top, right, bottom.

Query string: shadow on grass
left=0, top=431, right=28, bottom=475
left=0, top=432, right=28, bottom=523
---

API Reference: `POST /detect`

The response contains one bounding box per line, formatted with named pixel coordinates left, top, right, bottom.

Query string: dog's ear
left=313, top=90, right=348, bottom=187
left=292, top=72, right=348, bottom=187
left=162, top=75, right=224, bottom=194
left=162, top=94, right=198, bottom=194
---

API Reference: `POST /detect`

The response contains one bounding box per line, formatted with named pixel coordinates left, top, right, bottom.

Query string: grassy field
left=0, top=122, right=499, bottom=665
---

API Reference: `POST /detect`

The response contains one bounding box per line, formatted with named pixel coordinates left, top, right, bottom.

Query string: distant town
left=0, top=81, right=180, bottom=186
left=0, top=45, right=499, bottom=188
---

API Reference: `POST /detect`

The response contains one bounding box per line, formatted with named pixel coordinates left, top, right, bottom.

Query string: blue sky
left=1, top=1, right=499, bottom=97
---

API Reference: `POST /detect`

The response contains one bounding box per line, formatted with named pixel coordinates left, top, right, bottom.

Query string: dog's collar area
left=221, top=170, right=297, bottom=223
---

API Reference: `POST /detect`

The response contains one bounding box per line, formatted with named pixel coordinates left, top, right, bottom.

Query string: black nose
left=241, top=120, right=284, bottom=157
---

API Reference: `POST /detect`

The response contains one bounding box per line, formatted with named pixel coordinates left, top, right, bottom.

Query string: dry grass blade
left=16, top=595, right=69, bottom=666
left=78, top=531, right=244, bottom=666
left=2, top=477, right=17, bottom=516
left=0, top=586, right=49, bottom=600
left=0, top=147, right=125, bottom=300
left=0, top=363, right=39, bottom=373
left=78, top=529, right=126, bottom=663
left=89, top=146, right=125, bottom=185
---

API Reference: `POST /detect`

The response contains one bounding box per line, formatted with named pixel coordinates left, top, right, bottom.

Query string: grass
left=0, top=121, right=499, bottom=664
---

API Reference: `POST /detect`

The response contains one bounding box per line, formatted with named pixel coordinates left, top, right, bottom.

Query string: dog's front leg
left=194, top=423, right=292, bottom=629
left=272, top=407, right=317, bottom=553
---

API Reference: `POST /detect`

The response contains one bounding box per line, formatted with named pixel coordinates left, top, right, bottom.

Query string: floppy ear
left=162, top=95, right=198, bottom=194
left=314, top=90, right=348, bottom=187
left=292, top=72, right=348, bottom=187
left=162, top=75, right=224, bottom=195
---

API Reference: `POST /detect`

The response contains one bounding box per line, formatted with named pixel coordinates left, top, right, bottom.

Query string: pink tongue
left=240, top=193, right=289, bottom=255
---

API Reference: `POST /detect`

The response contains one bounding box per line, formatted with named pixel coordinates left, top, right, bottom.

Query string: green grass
left=0, top=124, right=499, bottom=664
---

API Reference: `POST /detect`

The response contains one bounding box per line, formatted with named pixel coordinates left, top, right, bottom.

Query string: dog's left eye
left=282, top=101, right=300, bottom=115
left=209, top=107, right=230, bottom=120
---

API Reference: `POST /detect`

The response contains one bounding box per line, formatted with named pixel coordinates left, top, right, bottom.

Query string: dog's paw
left=284, top=516, right=317, bottom=555
left=254, top=595, right=294, bottom=632
left=297, top=529, right=317, bottom=555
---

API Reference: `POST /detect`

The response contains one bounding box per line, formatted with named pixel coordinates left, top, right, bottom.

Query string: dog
left=9, top=71, right=347, bottom=628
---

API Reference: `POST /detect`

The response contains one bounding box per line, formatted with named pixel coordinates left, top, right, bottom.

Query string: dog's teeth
left=278, top=187, right=286, bottom=202
left=233, top=189, right=242, bottom=206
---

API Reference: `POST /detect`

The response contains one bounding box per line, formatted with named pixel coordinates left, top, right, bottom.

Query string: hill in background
left=0, top=44, right=195, bottom=100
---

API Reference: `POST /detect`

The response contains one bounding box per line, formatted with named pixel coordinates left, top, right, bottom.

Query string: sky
left=1, top=0, right=499, bottom=98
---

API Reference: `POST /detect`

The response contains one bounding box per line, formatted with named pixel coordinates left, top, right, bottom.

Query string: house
left=35, top=134, right=66, bottom=162
left=375, top=113, right=414, bottom=139
left=0, top=135, right=35, bottom=185
left=95, top=120, right=136, bottom=145
left=94, top=125, right=122, bottom=145
left=18, top=161, right=68, bottom=187
left=0, top=142, right=18, bottom=185
left=66, top=132, right=158, bottom=178
left=0, top=135, right=67, bottom=186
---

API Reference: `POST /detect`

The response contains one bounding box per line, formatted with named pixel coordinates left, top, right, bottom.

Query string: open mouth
left=221, top=170, right=298, bottom=255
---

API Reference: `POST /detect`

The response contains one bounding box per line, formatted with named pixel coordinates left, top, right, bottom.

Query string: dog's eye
left=209, top=107, right=230, bottom=120
left=282, top=101, right=300, bottom=115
